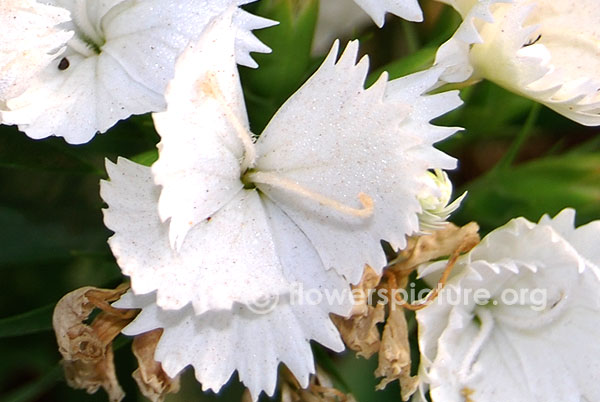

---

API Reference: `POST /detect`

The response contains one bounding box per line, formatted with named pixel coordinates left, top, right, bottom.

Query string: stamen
left=199, top=72, right=256, bottom=171
left=247, top=171, right=374, bottom=219
left=459, top=307, right=494, bottom=382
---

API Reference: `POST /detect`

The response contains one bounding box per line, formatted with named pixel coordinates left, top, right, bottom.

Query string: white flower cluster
left=105, top=11, right=461, bottom=399
left=3, top=0, right=600, bottom=401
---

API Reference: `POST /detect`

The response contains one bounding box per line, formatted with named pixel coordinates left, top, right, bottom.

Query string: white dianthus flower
left=1, top=0, right=273, bottom=144
left=435, top=0, right=600, bottom=125
left=102, top=11, right=462, bottom=399
left=416, top=209, right=600, bottom=402
left=0, top=0, right=73, bottom=102
left=103, top=16, right=462, bottom=311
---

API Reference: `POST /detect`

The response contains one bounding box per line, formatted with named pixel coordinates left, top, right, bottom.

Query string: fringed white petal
left=101, top=158, right=292, bottom=314
left=113, top=208, right=352, bottom=400
left=313, top=0, right=372, bottom=55
left=467, top=1, right=600, bottom=125
left=353, top=0, right=423, bottom=26
left=116, top=290, right=347, bottom=401
left=313, top=0, right=424, bottom=54
left=434, top=0, right=513, bottom=83
left=151, top=12, right=248, bottom=249
left=256, top=49, right=460, bottom=284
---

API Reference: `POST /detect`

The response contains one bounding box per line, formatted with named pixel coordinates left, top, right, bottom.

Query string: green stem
left=0, top=304, right=54, bottom=338
left=401, top=20, right=419, bottom=54
left=495, top=102, right=541, bottom=171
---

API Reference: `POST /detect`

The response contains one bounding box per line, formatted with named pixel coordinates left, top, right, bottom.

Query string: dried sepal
left=389, top=222, right=480, bottom=273
left=333, top=223, right=480, bottom=399
left=333, top=303, right=385, bottom=360
left=349, top=265, right=381, bottom=315
left=333, top=265, right=384, bottom=359
left=62, top=346, right=122, bottom=402
left=374, top=305, right=417, bottom=400
left=52, top=284, right=137, bottom=401
left=131, top=329, right=180, bottom=402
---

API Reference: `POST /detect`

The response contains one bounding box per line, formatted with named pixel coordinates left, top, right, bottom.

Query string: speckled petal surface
left=255, top=43, right=461, bottom=284
left=101, top=158, right=292, bottom=314
left=113, top=198, right=353, bottom=400
left=0, top=0, right=72, bottom=101
left=151, top=13, right=247, bottom=248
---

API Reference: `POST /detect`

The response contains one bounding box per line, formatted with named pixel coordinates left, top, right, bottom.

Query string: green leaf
left=0, top=304, right=54, bottom=338
left=455, top=153, right=600, bottom=232
left=241, top=0, right=319, bottom=132
left=367, top=46, right=436, bottom=86
left=440, top=81, right=534, bottom=137
left=0, top=126, right=103, bottom=176
left=130, top=149, right=158, bottom=166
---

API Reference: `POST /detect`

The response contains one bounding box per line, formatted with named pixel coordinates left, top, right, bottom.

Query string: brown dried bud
left=374, top=306, right=418, bottom=401
left=332, top=265, right=384, bottom=359
left=52, top=284, right=137, bottom=401
left=389, top=222, right=480, bottom=273
left=131, top=329, right=180, bottom=402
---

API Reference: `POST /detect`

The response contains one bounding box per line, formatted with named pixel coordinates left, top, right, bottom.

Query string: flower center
left=204, top=71, right=375, bottom=219
left=69, top=0, right=105, bottom=56
left=241, top=170, right=257, bottom=190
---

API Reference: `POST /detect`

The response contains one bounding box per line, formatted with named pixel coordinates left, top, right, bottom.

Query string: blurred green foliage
left=1, top=1, right=598, bottom=402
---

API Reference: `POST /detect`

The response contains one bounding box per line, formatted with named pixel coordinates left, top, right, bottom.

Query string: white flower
left=107, top=157, right=352, bottom=400
left=417, top=169, right=466, bottom=233
left=102, top=12, right=461, bottom=312
left=435, top=0, right=600, bottom=125
left=0, top=0, right=274, bottom=144
left=101, top=11, right=461, bottom=398
left=415, top=209, right=600, bottom=402
left=0, top=0, right=72, bottom=102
